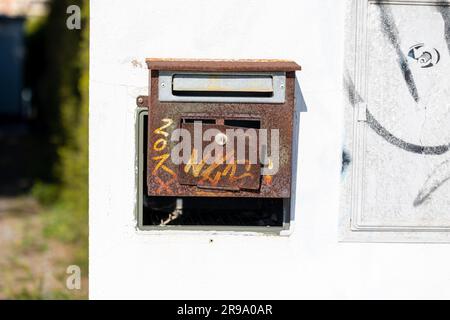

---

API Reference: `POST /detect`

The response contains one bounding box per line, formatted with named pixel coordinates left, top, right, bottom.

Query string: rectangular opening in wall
left=142, top=196, right=285, bottom=227
left=137, top=109, right=290, bottom=232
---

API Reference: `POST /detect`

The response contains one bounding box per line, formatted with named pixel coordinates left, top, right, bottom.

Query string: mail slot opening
left=173, top=91, right=274, bottom=98
left=180, top=118, right=261, bottom=128
left=171, top=74, right=274, bottom=98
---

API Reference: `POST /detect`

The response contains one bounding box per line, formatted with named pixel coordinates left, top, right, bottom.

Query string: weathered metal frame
left=135, top=107, right=292, bottom=234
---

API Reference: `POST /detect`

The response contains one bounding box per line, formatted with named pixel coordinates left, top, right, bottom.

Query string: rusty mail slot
left=142, top=59, right=301, bottom=199
left=172, top=74, right=274, bottom=93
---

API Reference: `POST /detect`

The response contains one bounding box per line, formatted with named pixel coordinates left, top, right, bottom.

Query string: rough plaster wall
left=90, top=0, right=450, bottom=299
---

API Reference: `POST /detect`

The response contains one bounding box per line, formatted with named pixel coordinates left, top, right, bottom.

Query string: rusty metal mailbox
left=137, top=59, right=301, bottom=229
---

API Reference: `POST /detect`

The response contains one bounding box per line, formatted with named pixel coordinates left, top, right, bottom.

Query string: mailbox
left=137, top=59, right=301, bottom=230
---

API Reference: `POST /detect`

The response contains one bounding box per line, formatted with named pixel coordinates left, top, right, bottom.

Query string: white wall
left=89, top=0, right=450, bottom=299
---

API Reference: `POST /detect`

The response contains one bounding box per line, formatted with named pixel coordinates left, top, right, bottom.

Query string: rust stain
left=146, top=58, right=301, bottom=72
left=131, top=59, right=143, bottom=68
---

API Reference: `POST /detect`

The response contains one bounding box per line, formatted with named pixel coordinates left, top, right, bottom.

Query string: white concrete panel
left=341, top=0, right=450, bottom=242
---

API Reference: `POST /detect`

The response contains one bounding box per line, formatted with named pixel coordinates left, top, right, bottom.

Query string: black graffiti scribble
left=344, top=3, right=450, bottom=207
left=345, top=74, right=450, bottom=206
left=437, top=6, right=450, bottom=56
left=414, top=160, right=450, bottom=207
left=344, top=74, right=450, bottom=155
left=344, top=72, right=363, bottom=106
left=342, top=150, right=352, bottom=174
left=377, top=3, right=420, bottom=103
left=366, top=110, right=450, bottom=155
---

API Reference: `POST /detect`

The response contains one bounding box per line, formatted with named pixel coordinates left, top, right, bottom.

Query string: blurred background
left=0, top=0, right=88, bottom=299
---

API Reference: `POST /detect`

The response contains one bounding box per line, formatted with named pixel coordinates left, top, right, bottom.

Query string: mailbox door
left=177, top=121, right=262, bottom=192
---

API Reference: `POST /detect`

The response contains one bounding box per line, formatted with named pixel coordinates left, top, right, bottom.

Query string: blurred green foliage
left=25, top=0, right=89, bottom=273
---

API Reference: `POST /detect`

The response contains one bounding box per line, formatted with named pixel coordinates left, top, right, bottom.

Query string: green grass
left=10, top=287, right=75, bottom=300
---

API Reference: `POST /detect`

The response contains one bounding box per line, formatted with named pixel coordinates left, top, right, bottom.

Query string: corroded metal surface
left=146, top=58, right=301, bottom=72
left=145, top=60, right=299, bottom=198
left=177, top=123, right=262, bottom=192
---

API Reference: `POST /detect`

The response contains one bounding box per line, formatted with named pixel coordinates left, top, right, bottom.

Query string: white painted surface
left=340, top=0, right=450, bottom=242
left=90, top=0, right=450, bottom=299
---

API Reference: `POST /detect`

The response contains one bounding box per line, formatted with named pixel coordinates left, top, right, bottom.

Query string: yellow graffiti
left=152, top=154, right=176, bottom=177
left=198, top=157, right=223, bottom=186
left=151, top=118, right=176, bottom=181
left=153, top=138, right=167, bottom=152
left=184, top=149, right=254, bottom=187
left=263, top=175, right=273, bottom=185
left=184, top=149, right=207, bottom=178
left=153, top=118, right=173, bottom=137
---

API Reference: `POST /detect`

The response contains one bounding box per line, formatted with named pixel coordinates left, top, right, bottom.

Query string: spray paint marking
left=184, top=149, right=254, bottom=188
left=151, top=119, right=177, bottom=193
left=154, top=176, right=176, bottom=194
left=377, top=2, right=420, bottom=103
left=345, top=71, right=450, bottom=207
left=366, top=110, right=450, bottom=155
left=344, top=74, right=450, bottom=155
left=437, top=5, right=450, bottom=56
left=414, top=160, right=450, bottom=207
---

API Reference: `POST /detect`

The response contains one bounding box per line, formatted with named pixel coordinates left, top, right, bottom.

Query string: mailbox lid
left=146, top=59, right=301, bottom=72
